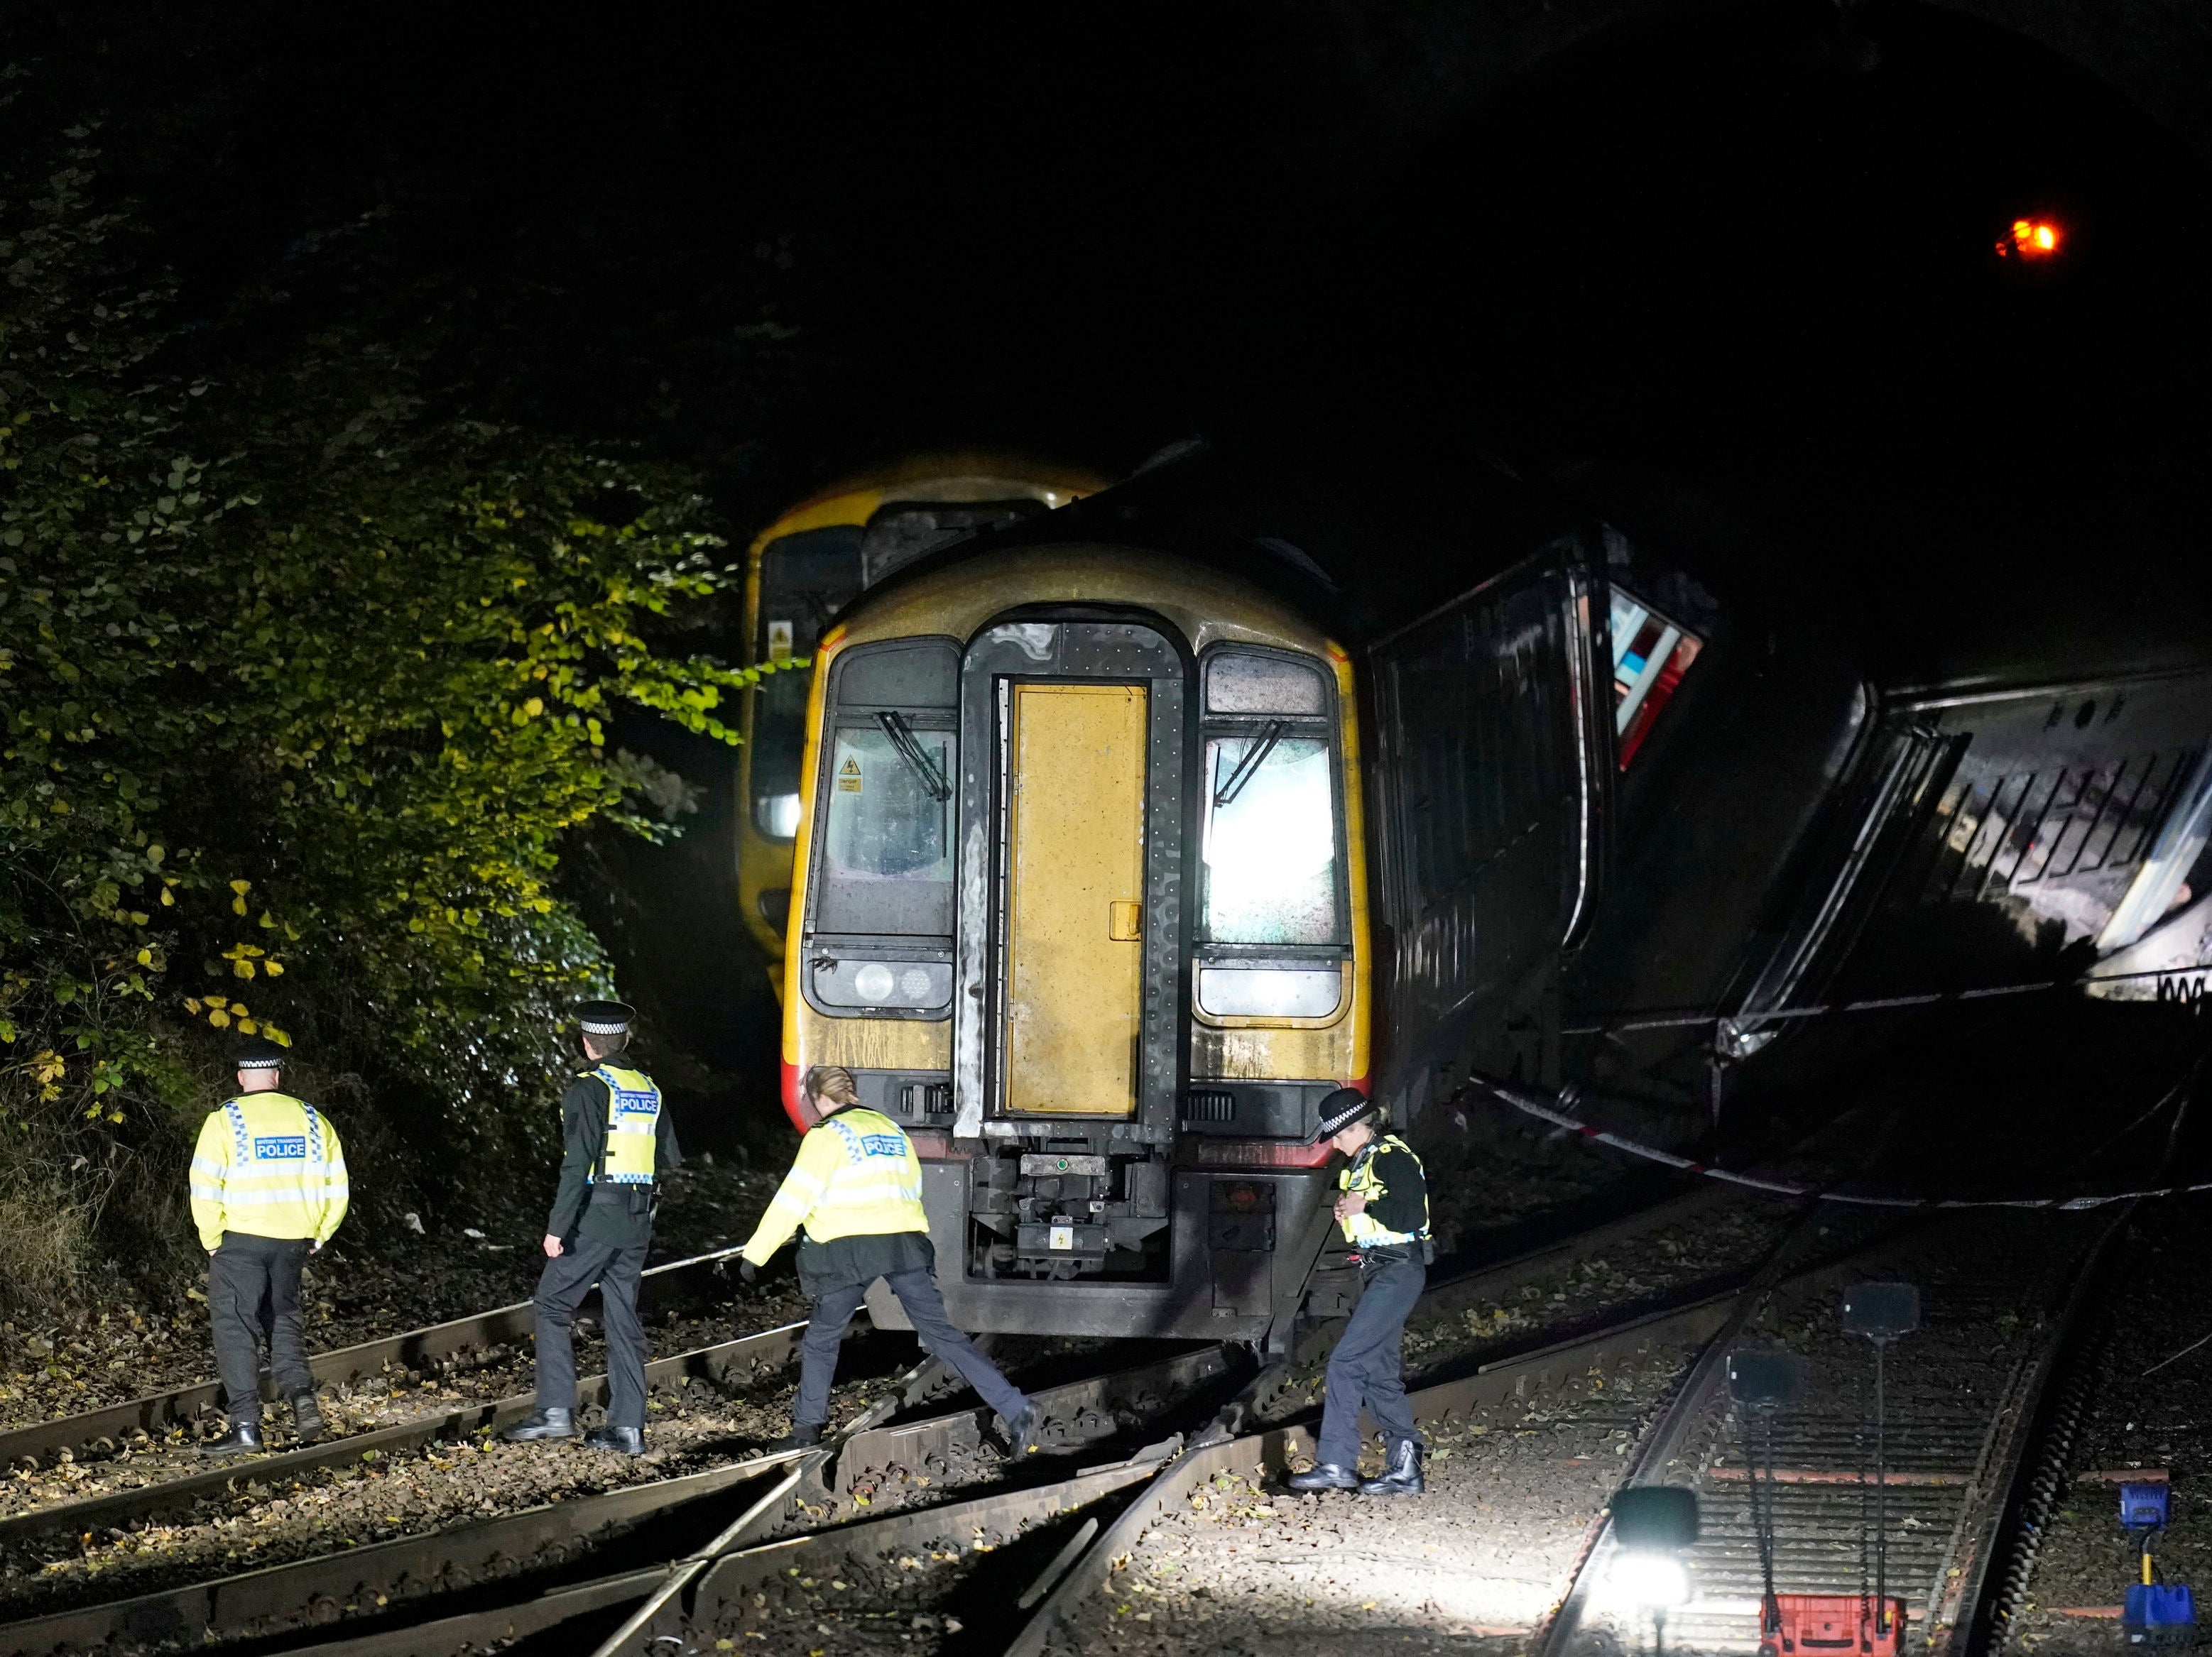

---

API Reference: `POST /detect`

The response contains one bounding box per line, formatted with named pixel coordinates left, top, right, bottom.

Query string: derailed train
left=758, top=444, right=2212, bottom=1345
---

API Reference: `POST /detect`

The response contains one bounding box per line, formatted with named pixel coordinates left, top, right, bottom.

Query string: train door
left=1366, top=540, right=1613, bottom=1111
left=1001, top=682, right=1149, bottom=1115
left=952, top=620, right=1187, bottom=1144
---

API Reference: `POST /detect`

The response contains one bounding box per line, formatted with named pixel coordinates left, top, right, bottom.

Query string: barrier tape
left=1563, top=962, right=2212, bottom=1039
left=1473, top=1076, right=2212, bottom=1213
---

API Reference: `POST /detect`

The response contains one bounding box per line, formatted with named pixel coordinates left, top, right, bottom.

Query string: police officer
left=189, top=1037, right=350, bottom=1457
left=505, top=1000, right=680, bottom=1456
left=738, top=1065, right=1040, bottom=1455
left=1290, top=1088, right=1431, bottom=1497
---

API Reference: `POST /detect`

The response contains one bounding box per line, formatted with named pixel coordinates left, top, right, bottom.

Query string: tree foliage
left=0, top=124, right=755, bottom=1301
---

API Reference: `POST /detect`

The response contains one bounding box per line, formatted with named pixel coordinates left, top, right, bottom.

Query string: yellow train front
left=777, top=540, right=1369, bottom=1343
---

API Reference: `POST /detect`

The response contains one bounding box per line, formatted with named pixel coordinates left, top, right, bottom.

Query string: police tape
left=1562, top=961, right=2212, bottom=1039
left=1471, top=1076, right=2212, bottom=1212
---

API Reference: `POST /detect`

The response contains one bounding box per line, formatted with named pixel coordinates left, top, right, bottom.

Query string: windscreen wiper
left=1212, top=720, right=1286, bottom=809
left=876, top=711, right=952, bottom=803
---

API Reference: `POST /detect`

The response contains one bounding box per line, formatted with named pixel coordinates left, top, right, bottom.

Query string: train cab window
left=1198, top=650, right=1344, bottom=946
left=1610, top=586, right=1703, bottom=769
left=812, top=641, right=960, bottom=938
left=753, top=526, right=864, bottom=840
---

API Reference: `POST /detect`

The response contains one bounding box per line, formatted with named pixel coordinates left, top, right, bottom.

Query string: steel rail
left=0, top=1241, right=759, bottom=1465
left=0, top=1183, right=1785, bottom=1655
left=0, top=1319, right=812, bottom=1548
left=0, top=1339, right=1219, bottom=1656
left=1530, top=1209, right=2124, bottom=1657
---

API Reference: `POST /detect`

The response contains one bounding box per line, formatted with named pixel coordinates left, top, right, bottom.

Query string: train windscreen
left=1197, top=652, right=1344, bottom=947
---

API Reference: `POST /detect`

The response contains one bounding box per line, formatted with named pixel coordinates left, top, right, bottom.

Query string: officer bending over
left=189, top=1037, right=350, bottom=1457
left=1290, top=1088, right=1431, bottom=1497
left=506, top=1000, right=679, bottom=1456
left=739, top=1066, right=1039, bottom=1455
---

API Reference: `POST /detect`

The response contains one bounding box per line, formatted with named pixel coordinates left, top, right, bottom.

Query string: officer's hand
left=543, top=1233, right=564, bottom=1259
left=739, top=1258, right=758, bottom=1284
left=1334, top=1192, right=1367, bottom=1219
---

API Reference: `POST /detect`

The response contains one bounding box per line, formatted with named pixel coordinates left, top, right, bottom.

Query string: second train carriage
left=736, top=454, right=1111, bottom=966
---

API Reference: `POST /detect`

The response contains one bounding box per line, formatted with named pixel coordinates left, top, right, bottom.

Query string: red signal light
left=1997, top=218, right=2063, bottom=260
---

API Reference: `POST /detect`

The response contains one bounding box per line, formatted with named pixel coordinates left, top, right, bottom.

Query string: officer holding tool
left=1290, top=1087, right=1431, bottom=1497
left=189, top=1036, right=350, bottom=1457
left=737, top=1064, right=1040, bottom=1455
left=505, top=1000, right=679, bottom=1456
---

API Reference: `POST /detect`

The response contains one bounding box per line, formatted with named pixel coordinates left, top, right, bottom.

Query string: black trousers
left=532, top=1235, right=650, bottom=1429
left=207, top=1231, right=314, bottom=1423
left=1316, top=1253, right=1426, bottom=1468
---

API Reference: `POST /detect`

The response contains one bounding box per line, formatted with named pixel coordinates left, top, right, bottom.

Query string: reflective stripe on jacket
left=1337, top=1132, right=1430, bottom=1248
left=190, top=1092, right=350, bottom=1252
left=739, top=1106, right=927, bottom=1262
left=589, top=1065, right=662, bottom=1186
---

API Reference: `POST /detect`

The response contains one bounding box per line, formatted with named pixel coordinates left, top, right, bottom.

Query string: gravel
left=1043, top=1346, right=1698, bottom=1657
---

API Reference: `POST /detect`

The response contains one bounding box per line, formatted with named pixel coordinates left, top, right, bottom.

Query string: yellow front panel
left=1004, top=683, right=1148, bottom=1115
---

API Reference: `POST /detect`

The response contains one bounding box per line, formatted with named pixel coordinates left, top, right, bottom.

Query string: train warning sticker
left=767, top=619, right=794, bottom=663
left=1049, top=1225, right=1074, bottom=1250
left=837, top=756, right=863, bottom=793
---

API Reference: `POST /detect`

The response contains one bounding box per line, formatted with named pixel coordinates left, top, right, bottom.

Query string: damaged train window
left=1611, top=586, right=1704, bottom=768
left=1198, top=650, right=1344, bottom=946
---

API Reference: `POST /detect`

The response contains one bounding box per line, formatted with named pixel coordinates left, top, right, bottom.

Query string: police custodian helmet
left=1313, top=1087, right=1378, bottom=1142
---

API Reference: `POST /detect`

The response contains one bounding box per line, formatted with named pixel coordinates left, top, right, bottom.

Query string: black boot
left=503, top=1406, right=574, bottom=1442
left=770, top=1422, right=824, bottom=1452
left=1002, top=1403, right=1044, bottom=1459
left=200, top=1420, right=263, bottom=1458
left=290, top=1391, right=325, bottom=1445
left=583, top=1424, right=644, bottom=1456
left=1358, top=1440, right=1424, bottom=1496
left=1287, top=1462, right=1360, bottom=1492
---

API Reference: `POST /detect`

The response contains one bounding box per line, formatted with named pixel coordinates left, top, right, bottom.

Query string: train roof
left=746, top=452, right=1114, bottom=556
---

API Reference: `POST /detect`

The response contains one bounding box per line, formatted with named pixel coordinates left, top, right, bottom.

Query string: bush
left=0, top=126, right=757, bottom=1310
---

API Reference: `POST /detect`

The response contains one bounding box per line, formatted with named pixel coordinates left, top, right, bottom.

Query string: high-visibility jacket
left=190, top=1092, right=350, bottom=1252
left=739, top=1106, right=927, bottom=1263
left=587, top=1065, right=663, bottom=1186
left=1337, top=1132, right=1430, bottom=1249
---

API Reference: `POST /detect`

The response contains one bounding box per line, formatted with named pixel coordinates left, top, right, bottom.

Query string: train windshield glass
left=817, top=725, right=957, bottom=934
left=1201, top=734, right=1339, bottom=943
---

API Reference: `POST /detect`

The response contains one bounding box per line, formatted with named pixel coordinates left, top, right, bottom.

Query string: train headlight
left=812, top=958, right=953, bottom=1012
left=755, top=792, right=802, bottom=838
left=1195, top=966, right=1343, bottom=1019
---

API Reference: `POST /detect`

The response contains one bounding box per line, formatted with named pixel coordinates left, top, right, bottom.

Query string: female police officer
left=738, top=1065, right=1039, bottom=1456
left=1289, top=1087, right=1431, bottom=1497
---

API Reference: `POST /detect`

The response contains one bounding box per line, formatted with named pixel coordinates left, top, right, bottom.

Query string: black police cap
left=577, top=1000, right=638, bottom=1036
left=234, top=1037, right=288, bottom=1071
left=1314, top=1087, right=1378, bottom=1141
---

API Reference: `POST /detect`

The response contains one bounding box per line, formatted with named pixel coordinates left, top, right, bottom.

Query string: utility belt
left=1352, top=1239, right=1434, bottom=1269
left=588, top=1181, right=659, bottom=1219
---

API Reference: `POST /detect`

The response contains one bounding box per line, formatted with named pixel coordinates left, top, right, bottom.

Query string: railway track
left=0, top=1179, right=1790, bottom=1654
left=1533, top=1205, right=2125, bottom=1657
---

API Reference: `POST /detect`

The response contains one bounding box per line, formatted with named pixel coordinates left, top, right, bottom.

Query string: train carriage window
left=753, top=526, right=864, bottom=840
left=1198, top=649, right=1344, bottom=946
left=812, top=640, right=961, bottom=938
left=1609, top=586, right=1703, bottom=769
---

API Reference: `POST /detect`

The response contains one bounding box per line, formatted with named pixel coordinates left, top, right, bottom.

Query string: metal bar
left=584, top=1463, right=805, bottom=1657
left=273, top=1568, right=668, bottom=1657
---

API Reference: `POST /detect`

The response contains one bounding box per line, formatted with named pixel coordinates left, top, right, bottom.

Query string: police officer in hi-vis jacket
left=1290, top=1087, right=1431, bottom=1497
left=738, top=1064, right=1039, bottom=1455
left=189, top=1037, right=350, bottom=1457
left=505, top=1000, right=679, bottom=1455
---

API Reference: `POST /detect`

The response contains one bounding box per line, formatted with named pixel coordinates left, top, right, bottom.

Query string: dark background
left=18, top=0, right=2210, bottom=1125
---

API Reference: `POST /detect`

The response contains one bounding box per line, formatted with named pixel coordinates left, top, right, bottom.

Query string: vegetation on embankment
left=0, top=117, right=766, bottom=1313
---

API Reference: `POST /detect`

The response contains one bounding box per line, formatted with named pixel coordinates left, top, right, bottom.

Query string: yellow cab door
left=1001, top=682, right=1148, bottom=1115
